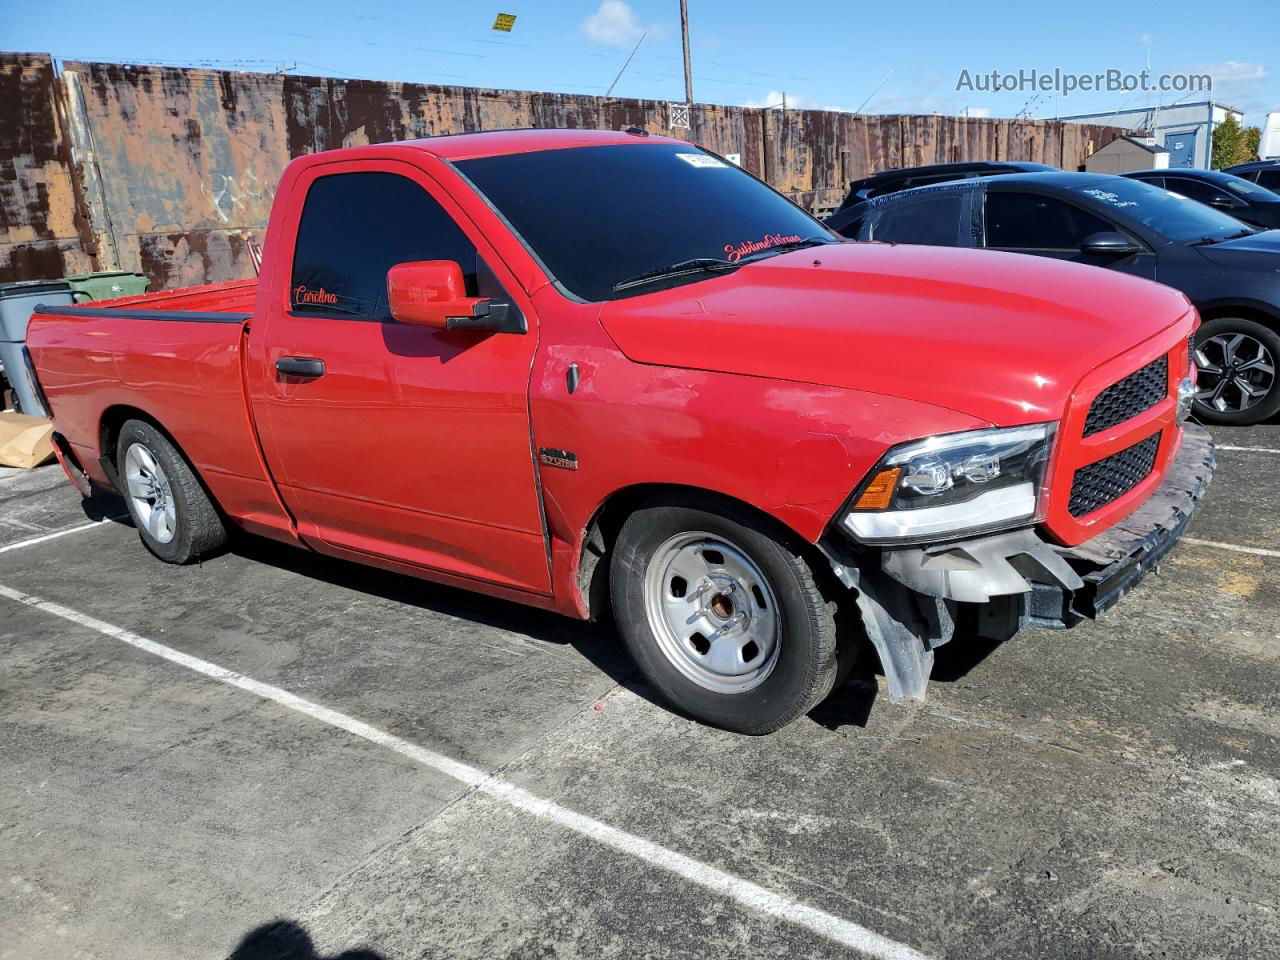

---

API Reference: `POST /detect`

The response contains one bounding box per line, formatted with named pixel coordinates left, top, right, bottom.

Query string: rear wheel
left=116, top=419, right=227, bottom=564
left=1193, top=317, right=1280, bottom=425
left=610, top=494, right=846, bottom=734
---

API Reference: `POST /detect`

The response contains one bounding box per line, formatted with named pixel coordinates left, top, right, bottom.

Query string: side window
left=1253, top=169, right=1280, bottom=191
left=985, top=192, right=1113, bottom=250
left=1137, top=176, right=1165, bottom=190
left=1164, top=177, right=1231, bottom=206
left=867, top=191, right=966, bottom=246
left=290, top=172, right=478, bottom=320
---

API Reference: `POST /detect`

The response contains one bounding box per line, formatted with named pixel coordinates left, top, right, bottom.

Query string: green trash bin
left=64, top=271, right=150, bottom=303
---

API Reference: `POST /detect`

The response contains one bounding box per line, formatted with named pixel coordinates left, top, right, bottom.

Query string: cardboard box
left=0, top=412, right=55, bottom=469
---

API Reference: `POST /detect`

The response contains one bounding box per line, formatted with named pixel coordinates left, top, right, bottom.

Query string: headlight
left=1177, top=369, right=1196, bottom=421
left=842, top=423, right=1055, bottom=545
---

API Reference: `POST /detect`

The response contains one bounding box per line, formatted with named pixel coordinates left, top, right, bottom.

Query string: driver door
left=983, top=189, right=1157, bottom=281
left=251, top=161, right=550, bottom=595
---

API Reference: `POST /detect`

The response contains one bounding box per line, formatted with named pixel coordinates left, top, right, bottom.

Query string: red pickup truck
left=25, top=129, right=1214, bottom=733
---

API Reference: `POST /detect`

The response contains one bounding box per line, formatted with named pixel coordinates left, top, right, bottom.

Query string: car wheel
left=610, top=494, right=847, bottom=734
left=1192, top=317, right=1280, bottom=425
left=116, top=419, right=228, bottom=564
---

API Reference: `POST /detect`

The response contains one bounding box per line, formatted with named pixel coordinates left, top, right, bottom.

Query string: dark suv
left=1224, top=160, right=1280, bottom=191
left=835, top=161, right=1058, bottom=209
left=1122, top=169, right=1280, bottom=229
left=827, top=172, right=1280, bottom=425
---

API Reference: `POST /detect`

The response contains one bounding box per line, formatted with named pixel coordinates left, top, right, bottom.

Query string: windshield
left=454, top=143, right=834, bottom=301
left=1069, top=177, right=1251, bottom=243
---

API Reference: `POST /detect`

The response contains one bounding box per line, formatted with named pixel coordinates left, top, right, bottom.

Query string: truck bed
left=24, top=278, right=294, bottom=542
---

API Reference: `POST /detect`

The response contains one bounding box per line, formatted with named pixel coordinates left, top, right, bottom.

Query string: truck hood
left=599, top=243, right=1192, bottom=425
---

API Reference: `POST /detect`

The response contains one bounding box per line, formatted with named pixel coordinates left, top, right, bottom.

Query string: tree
left=1212, top=115, right=1263, bottom=169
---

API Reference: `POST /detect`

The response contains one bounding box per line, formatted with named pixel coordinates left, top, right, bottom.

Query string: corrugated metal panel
left=4, top=58, right=1134, bottom=289
left=0, top=52, right=96, bottom=283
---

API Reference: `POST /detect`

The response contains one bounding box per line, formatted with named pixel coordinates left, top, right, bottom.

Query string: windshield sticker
left=725, top=232, right=804, bottom=262
left=293, top=284, right=339, bottom=306
left=676, top=153, right=728, bottom=169
left=1081, top=188, right=1138, bottom=208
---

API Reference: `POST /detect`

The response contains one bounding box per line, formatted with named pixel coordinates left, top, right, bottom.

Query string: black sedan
left=1121, top=169, right=1280, bottom=229
left=1224, top=160, right=1280, bottom=191
left=826, top=172, right=1280, bottom=424
left=836, top=160, right=1058, bottom=207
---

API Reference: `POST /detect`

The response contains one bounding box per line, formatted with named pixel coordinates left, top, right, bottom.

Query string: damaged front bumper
left=827, top=424, right=1216, bottom=702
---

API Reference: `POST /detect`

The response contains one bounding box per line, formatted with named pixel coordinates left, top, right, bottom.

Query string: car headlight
left=842, top=423, right=1055, bottom=545
left=1177, top=367, right=1196, bottom=421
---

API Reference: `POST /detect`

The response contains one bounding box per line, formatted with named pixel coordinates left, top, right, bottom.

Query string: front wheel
left=1193, top=317, right=1280, bottom=425
left=116, top=419, right=228, bottom=564
left=610, top=495, right=846, bottom=734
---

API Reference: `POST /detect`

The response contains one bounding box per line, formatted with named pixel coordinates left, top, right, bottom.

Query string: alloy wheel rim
left=1194, top=331, right=1276, bottom=413
left=124, top=442, right=177, bottom=544
left=642, top=531, right=781, bottom=694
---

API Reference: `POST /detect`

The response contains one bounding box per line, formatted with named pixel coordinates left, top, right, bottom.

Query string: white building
left=1060, top=101, right=1245, bottom=170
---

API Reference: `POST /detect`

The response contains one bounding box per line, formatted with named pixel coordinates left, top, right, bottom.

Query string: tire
left=115, top=419, right=227, bottom=564
left=1192, top=317, right=1280, bottom=425
left=610, top=493, right=846, bottom=734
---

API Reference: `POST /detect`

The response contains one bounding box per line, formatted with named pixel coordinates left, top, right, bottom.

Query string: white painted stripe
left=0, top=584, right=931, bottom=960
left=1182, top=537, right=1280, bottom=559
left=1217, top=445, right=1280, bottom=455
left=0, top=517, right=122, bottom=557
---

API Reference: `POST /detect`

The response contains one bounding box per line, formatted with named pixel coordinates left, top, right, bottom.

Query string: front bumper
left=876, top=424, right=1216, bottom=627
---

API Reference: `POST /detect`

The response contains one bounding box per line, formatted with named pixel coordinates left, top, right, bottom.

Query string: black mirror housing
left=1080, top=231, right=1141, bottom=257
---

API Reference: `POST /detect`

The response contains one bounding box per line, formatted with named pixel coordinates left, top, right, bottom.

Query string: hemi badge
left=539, top=448, right=579, bottom=470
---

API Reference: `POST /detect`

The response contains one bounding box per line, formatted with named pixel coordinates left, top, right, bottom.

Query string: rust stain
left=4, top=55, right=1135, bottom=290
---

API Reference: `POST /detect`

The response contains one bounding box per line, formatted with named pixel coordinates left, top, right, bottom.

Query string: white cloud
left=744, top=90, right=809, bottom=109
left=963, top=106, right=991, bottom=118
left=1179, top=60, right=1270, bottom=121
left=582, top=0, right=645, bottom=46
left=743, top=91, right=847, bottom=112
left=1138, top=32, right=1153, bottom=46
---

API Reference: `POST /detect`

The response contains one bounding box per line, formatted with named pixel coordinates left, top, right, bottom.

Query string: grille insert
left=1069, top=433, right=1161, bottom=518
left=1084, top=355, right=1168, bottom=436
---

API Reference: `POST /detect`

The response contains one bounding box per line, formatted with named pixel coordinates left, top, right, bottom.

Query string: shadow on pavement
left=228, top=920, right=385, bottom=960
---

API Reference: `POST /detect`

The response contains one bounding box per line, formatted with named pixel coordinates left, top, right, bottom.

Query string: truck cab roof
left=295, top=128, right=682, bottom=165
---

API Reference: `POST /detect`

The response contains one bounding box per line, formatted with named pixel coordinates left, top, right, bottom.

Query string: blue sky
left=7, top=0, right=1278, bottom=126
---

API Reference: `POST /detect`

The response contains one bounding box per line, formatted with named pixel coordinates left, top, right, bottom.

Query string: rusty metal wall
left=0, top=52, right=96, bottom=284
left=5, top=56, right=1131, bottom=290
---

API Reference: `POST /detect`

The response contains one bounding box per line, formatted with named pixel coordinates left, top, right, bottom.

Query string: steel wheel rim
left=124, top=442, right=177, bottom=544
left=1194, top=331, right=1276, bottom=413
left=642, top=531, right=781, bottom=694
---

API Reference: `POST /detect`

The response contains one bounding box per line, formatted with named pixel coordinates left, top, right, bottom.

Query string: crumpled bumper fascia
left=873, top=423, right=1217, bottom=619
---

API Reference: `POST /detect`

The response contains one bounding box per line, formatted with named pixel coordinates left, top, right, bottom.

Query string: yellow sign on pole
left=492, top=13, right=517, bottom=32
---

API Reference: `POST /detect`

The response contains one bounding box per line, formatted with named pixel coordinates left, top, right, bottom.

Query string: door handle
left=275, top=356, right=326, bottom=379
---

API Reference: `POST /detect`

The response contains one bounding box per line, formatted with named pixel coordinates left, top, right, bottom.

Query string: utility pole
left=679, top=0, right=693, bottom=104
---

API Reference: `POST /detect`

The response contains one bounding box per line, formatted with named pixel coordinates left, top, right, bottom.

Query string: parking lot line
left=0, top=517, right=122, bottom=556
left=0, top=583, right=933, bottom=960
left=1181, top=537, right=1280, bottom=559
left=1217, top=445, right=1280, bottom=455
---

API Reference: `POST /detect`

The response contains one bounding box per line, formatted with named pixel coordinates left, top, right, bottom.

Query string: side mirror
left=387, top=260, right=520, bottom=333
left=1206, top=194, right=1242, bottom=210
left=1080, top=231, right=1141, bottom=258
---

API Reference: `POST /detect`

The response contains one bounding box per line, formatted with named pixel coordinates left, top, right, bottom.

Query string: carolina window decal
left=292, top=284, right=339, bottom=306
left=724, top=232, right=803, bottom=263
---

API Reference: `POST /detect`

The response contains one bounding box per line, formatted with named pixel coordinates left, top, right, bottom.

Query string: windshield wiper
left=612, top=258, right=739, bottom=292
left=1192, top=227, right=1255, bottom=246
